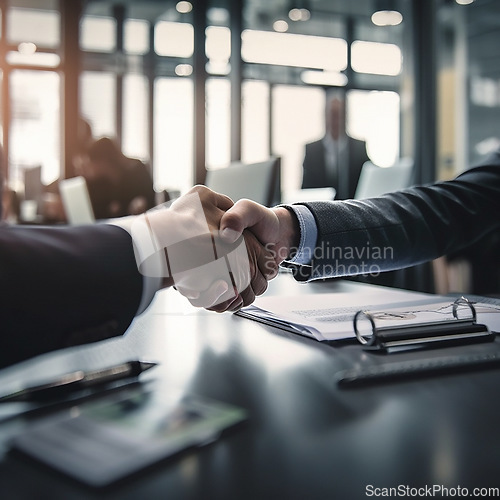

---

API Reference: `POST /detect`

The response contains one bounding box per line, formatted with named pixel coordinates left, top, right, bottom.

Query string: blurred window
left=80, top=71, right=116, bottom=137
left=154, top=78, right=193, bottom=192
left=242, top=30, right=347, bottom=71
left=242, top=80, right=270, bottom=164
left=6, top=51, right=60, bottom=67
left=7, top=7, right=60, bottom=48
left=206, top=78, right=230, bottom=168
left=206, top=26, right=230, bottom=74
left=80, top=16, right=116, bottom=52
left=124, top=19, right=149, bottom=55
left=9, top=70, right=60, bottom=185
left=347, top=90, right=400, bottom=167
left=351, top=41, right=402, bottom=76
left=272, top=85, right=325, bottom=193
left=123, top=74, right=149, bottom=161
left=155, top=22, right=193, bottom=57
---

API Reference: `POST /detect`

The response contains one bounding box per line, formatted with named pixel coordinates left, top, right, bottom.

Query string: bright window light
left=10, top=70, right=61, bottom=185
left=206, top=78, right=231, bottom=169
left=242, top=80, right=270, bottom=164
left=206, top=27, right=230, bottom=74
left=348, top=90, right=400, bottom=167
left=155, top=22, right=193, bottom=57
left=123, top=75, right=149, bottom=161
left=242, top=30, right=347, bottom=72
left=80, top=16, right=116, bottom=52
left=206, top=26, right=230, bottom=62
left=272, top=85, right=325, bottom=192
left=7, top=51, right=60, bottom=67
left=8, top=7, right=60, bottom=48
left=206, top=62, right=230, bottom=75
left=351, top=41, right=402, bottom=76
left=124, top=19, right=149, bottom=55
left=154, top=78, right=194, bottom=192
left=301, top=70, right=348, bottom=86
left=80, top=72, right=116, bottom=137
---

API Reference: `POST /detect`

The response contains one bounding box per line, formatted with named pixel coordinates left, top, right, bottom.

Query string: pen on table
left=0, top=360, right=157, bottom=403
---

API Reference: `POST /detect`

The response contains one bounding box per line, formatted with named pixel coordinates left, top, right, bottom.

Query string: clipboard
left=353, top=297, right=494, bottom=352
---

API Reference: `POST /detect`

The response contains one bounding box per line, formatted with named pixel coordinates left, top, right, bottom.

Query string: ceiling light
left=371, top=10, right=403, bottom=26
left=455, top=0, right=474, bottom=4
left=207, top=7, right=229, bottom=23
left=176, top=1, right=192, bottom=14
left=175, top=64, right=193, bottom=76
left=273, top=20, right=289, bottom=33
left=18, top=42, right=37, bottom=55
left=372, top=0, right=403, bottom=26
left=289, top=8, right=310, bottom=21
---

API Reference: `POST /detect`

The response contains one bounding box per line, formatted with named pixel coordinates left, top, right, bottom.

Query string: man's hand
left=131, top=186, right=276, bottom=311
left=205, top=227, right=276, bottom=312
left=219, top=199, right=301, bottom=268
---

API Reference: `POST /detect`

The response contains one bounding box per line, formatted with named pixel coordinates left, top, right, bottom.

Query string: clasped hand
left=130, top=186, right=285, bottom=312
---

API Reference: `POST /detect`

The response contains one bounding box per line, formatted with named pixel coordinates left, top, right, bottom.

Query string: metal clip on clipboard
left=353, top=297, right=494, bottom=352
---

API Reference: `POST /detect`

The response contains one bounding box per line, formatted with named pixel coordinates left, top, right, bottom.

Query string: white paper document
left=237, top=290, right=500, bottom=342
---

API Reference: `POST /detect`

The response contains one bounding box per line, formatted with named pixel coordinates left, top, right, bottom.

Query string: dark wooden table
left=0, top=273, right=499, bottom=499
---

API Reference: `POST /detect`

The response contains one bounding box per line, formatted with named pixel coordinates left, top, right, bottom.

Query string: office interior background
left=0, top=0, right=499, bottom=292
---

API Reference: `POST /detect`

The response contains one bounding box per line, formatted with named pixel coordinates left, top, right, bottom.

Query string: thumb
left=220, top=199, right=278, bottom=244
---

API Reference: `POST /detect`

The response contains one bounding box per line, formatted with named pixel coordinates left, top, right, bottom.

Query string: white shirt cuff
left=108, top=217, right=163, bottom=316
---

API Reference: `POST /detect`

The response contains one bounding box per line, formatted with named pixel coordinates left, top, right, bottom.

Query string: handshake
left=129, top=185, right=300, bottom=313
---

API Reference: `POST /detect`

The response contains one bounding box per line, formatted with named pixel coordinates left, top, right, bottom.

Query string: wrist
left=273, top=206, right=300, bottom=262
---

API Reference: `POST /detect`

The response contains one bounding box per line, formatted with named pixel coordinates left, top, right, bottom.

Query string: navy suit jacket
left=301, top=136, right=369, bottom=200
left=0, top=224, right=142, bottom=367
left=290, top=150, right=500, bottom=282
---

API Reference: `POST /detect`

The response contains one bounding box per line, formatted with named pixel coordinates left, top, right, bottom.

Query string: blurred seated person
left=0, top=145, right=19, bottom=223
left=45, top=117, right=94, bottom=197
left=72, top=117, right=95, bottom=174
left=0, top=145, right=4, bottom=220
left=302, top=95, right=369, bottom=200
left=80, top=137, right=156, bottom=219
left=1, top=188, right=20, bottom=223
left=42, top=117, right=95, bottom=222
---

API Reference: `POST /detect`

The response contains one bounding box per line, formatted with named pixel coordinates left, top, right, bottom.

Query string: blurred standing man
left=302, top=95, right=369, bottom=200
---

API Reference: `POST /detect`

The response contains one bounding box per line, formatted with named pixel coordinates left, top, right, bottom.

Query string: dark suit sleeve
left=0, top=224, right=143, bottom=366
left=290, top=152, right=500, bottom=281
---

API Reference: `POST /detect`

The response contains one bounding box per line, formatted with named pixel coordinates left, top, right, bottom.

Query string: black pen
left=0, top=360, right=157, bottom=403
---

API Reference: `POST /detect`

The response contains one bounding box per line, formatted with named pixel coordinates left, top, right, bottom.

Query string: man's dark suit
left=301, top=136, right=369, bottom=200
left=0, top=224, right=142, bottom=367
left=290, top=150, right=500, bottom=282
